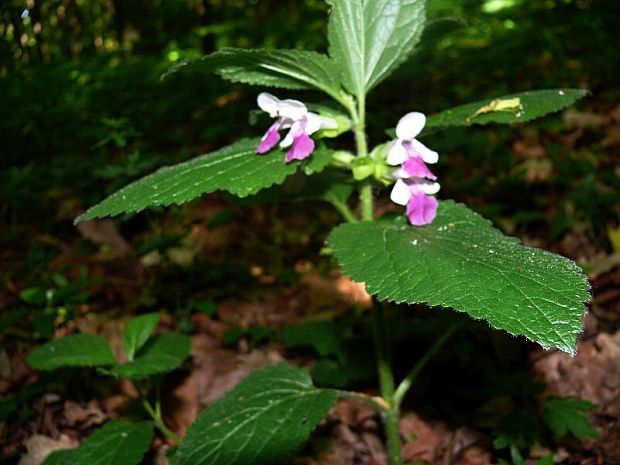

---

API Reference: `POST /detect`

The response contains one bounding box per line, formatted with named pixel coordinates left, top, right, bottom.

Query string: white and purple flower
left=387, top=112, right=440, bottom=226
left=256, top=93, right=336, bottom=163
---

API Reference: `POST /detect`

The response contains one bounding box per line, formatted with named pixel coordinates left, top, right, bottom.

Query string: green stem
left=329, top=197, right=358, bottom=222
left=353, top=94, right=368, bottom=158
left=348, top=92, right=396, bottom=461
left=136, top=383, right=181, bottom=445
left=393, top=321, right=464, bottom=409
left=360, top=183, right=374, bottom=221
left=372, top=301, right=403, bottom=465
left=348, top=93, right=374, bottom=221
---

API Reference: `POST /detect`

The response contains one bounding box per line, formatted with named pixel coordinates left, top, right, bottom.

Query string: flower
left=256, top=93, right=336, bottom=163
left=387, top=112, right=440, bottom=226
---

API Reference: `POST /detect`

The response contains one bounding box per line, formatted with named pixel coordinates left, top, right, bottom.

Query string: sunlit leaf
left=76, top=139, right=332, bottom=222
left=328, top=201, right=590, bottom=354
left=327, top=0, right=427, bottom=95
left=163, top=48, right=342, bottom=100
left=426, top=89, right=590, bottom=129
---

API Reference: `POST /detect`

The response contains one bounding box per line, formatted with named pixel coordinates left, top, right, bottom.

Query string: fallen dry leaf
left=335, top=276, right=372, bottom=309
left=563, top=109, right=608, bottom=129
left=532, top=330, right=620, bottom=418
left=456, top=445, right=492, bottom=465
left=63, top=400, right=106, bottom=428
left=17, top=434, right=78, bottom=465
left=331, top=399, right=377, bottom=428
left=400, top=413, right=448, bottom=463
left=76, top=219, right=131, bottom=257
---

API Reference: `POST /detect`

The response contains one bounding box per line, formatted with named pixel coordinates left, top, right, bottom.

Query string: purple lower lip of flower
left=402, top=156, right=437, bottom=180
left=406, top=191, right=438, bottom=226
left=257, top=121, right=282, bottom=154
left=285, top=132, right=315, bottom=162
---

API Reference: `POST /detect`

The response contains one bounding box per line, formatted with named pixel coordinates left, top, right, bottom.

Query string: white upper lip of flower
left=257, top=92, right=337, bottom=134
left=257, top=92, right=307, bottom=121
left=386, top=112, right=439, bottom=166
left=256, top=92, right=339, bottom=162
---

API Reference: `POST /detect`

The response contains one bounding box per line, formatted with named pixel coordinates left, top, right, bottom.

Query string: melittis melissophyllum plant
left=33, top=1, right=590, bottom=465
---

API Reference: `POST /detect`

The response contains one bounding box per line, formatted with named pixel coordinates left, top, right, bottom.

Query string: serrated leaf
left=164, top=48, right=342, bottom=100
left=426, top=89, right=590, bottom=129
left=28, top=334, right=116, bottom=371
left=111, top=333, right=191, bottom=379
left=177, top=363, right=338, bottom=465
left=71, top=421, right=153, bottom=465
left=123, top=313, right=160, bottom=361
left=327, top=0, right=426, bottom=95
left=543, top=397, right=600, bottom=439
left=328, top=201, right=590, bottom=354
left=303, top=145, right=334, bottom=175
left=236, top=169, right=354, bottom=208
left=76, top=139, right=326, bottom=222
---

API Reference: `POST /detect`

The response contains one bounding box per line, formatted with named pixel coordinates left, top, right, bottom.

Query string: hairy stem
left=353, top=93, right=368, bottom=158
left=360, top=183, right=374, bottom=221
left=393, top=321, right=464, bottom=409
left=372, top=301, right=403, bottom=465
left=348, top=93, right=374, bottom=221
left=349, top=92, right=399, bottom=463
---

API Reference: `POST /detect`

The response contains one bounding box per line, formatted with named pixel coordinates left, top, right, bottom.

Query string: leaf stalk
left=393, top=320, right=464, bottom=409
left=136, top=382, right=182, bottom=445
left=371, top=300, right=403, bottom=465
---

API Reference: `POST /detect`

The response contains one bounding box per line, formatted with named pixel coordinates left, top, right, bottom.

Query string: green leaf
left=536, top=454, right=555, bottom=465
left=28, top=334, right=116, bottom=371
left=123, top=313, right=160, bottom=361
left=543, top=397, right=600, bottom=439
left=20, top=286, right=47, bottom=305
left=510, top=444, right=525, bottom=465
left=493, top=411, right=540, bottom=450
left=327, top=0, right=427, bottom=95
left=164, top=48, right=342, bottom=100
left=311, top=347, right=376, bottom=389
left=76, top=138, right=321, bottom=222
left=282, top=321, right=343, bottom=356
left=177, top=363, right=338, bottom=465
left=328, top=201, right=590, bottom=354
left=70, top=421, right=153, bottom=465
left=111, top=333, right=191, bottom=379
left=41, top=449, right=77, bottom=465
left=192, top=300, right=217, bottom=316
left=235, top=169, right=354, bottom=207
left=303, top=145, right=334, bottom=175
left=426, top=89, right=590, bottom=129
